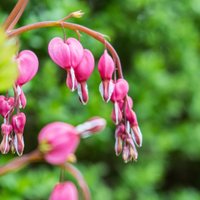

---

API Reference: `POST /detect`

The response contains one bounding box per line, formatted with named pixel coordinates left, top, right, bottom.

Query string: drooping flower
left=48, top=37, right=84, bottom=91
left=49, top=182, right=78, bottom=200
left=0, top=96, right=14, bottom=118
left=111, top=79, right=129, bottom=125
left=12, top=112, right=26, bottom=156
left=75, top=49, right=95, bottom=104
left=38, top=122, right=80, bottom=165
left=98, top=50, right=115, bottom=102
left=0, top=124, right=13, bottom=154
left=16, top=50, right=39, bottom=86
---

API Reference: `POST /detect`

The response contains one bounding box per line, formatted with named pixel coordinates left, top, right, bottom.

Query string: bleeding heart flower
left=75, top=49, right=95, bottom=104
left=16, top=50, right=39, bottom=86
left=111, top=79, right=129, bottom=102
left=49, top=182, right=78, bottom=200
left=38, top=122, right=80, bottom=165
left=48, top=37, right=84, bottom=91
left=98, top=50, right=115, bottom=102
left=0, top=124, right=13, bottom=154
left=12, top=112, right=26, bottom=156
left=0, top=96, right=14, bottom=118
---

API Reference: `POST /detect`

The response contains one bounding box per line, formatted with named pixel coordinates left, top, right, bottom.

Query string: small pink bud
left=0, top=96, right=14, bottom=118
left=12, top=112, right=26, bottom=156
left=99, top=79, right=115, bottom=102
left=118, top=96, right=133, bottom=111
left=98, top=50, right=115, bottom=80
left=76, top=117, right=106, bottom=137
left=19, top=89, right=27, bottom=109
left=75, top=49, right=95, bottom=82
left=48, top=37, right=84, bottom=69
left=0, top=124, right=13, bottom=154
left=111, top=79, right=129, bottom=102
left=16, top=50, right=39, bottom=86
left=111, top=102, right=123, bottom=125
left=49, top=182, right=78, bottom=200
left=12, top=112, right=26, bottom=134
left=38, top=122, right=80, bottom=165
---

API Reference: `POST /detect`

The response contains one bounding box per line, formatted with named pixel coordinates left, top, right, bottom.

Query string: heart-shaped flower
left=111, top=79, right=129, bottom=102
left=16, top=50, right=39, bottom=86
left=38, top=122, right=80, bottom=165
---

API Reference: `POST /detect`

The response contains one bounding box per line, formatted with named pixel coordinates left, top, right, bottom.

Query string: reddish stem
left=7, top=21, right=123, bottom=78
left=64, top=163, right=91, bottom=200
left=0, top=150, right=42, bottom=176
left=3, top=0, right=29, bottom=30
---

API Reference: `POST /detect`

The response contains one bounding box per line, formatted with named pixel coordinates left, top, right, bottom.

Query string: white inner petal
left=99, top=82, right=104, bottom=101
left=114, top=102, right=119, bottom=125
left=107, top=80, right=115, bottom=103
left=70, top=67, right=76, bottom=92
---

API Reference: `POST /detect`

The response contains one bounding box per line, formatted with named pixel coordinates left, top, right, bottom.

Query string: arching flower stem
left=7, top=21, right=124, bottom=79
left=3, top=0, right=29, bottom=31
left=0, top=150, right=42, bottom=176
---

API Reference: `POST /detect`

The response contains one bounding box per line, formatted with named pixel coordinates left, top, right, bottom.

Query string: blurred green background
left=0, top=0, right=200, bottom=199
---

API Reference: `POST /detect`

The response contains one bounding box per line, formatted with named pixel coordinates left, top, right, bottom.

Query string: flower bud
left=111, top=79, right=129, bottom=102
left=12, top=112, right=26, bottom=156
left=75, top=49, right=95, bottom=104
left=49, top=182, right=78, bottom=200
left=98, top=50, right=115, bottom=102
left=0, top=124, right=13, bottom=154
left=12, top=112, right=26, bottom=134
left=0, top=96, right=14, bottom=118
left=98, top=50, right=115, bottom=80
left=16, top=50, right=39, bottom=86
left=76, top=117, right=106, bottom=138
left=38, top=122, right=80, bottom=165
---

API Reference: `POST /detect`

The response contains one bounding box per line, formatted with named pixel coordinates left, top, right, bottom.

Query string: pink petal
left=50, top=182, right=78, bottom=200
left=111, top=79, right=129, bottom=102
left=16, top=50, right=39, bottom=86
left=98, top=49, right=115, bottom=80
left=75, top=49, right=95, bottom=82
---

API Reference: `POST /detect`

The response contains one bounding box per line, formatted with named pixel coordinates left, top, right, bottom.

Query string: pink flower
left=12, top=112, right=26, bottom=156
left=16, top=50, right=39, bottom=86
left=98, top=50, right=115, bottom=102
left=0, top=96, right=14, bottom=118
left=38, top=122, right=80, bottom=165
left=75, top=49, right=95, bottom=104
left=0, top=124, right=13, bottom=154
left=48, top=37, right=84, bottom=91
left=49, top=182, right=78, bottom=200
left=111, top=79, right=129, bottom=102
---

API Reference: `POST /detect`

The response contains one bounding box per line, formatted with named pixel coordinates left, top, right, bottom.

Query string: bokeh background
left=0, top=0, right=200, bottom=199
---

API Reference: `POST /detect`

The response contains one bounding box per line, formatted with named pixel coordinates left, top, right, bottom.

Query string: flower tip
left=72, top=10, right=84, bottom=18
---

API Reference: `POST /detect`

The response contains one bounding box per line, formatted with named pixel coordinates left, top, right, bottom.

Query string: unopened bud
left=76, top=117, right=106, bottom=137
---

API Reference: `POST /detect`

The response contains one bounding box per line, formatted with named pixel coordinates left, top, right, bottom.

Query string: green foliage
left=0, top=28, right=18, bottom=91
left=0, top=0, right=200, bottom=200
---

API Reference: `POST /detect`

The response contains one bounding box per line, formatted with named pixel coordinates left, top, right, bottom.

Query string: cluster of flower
left=48, top=36, right=142, bottom=163
left=0, top=50, right=38, bottom=156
